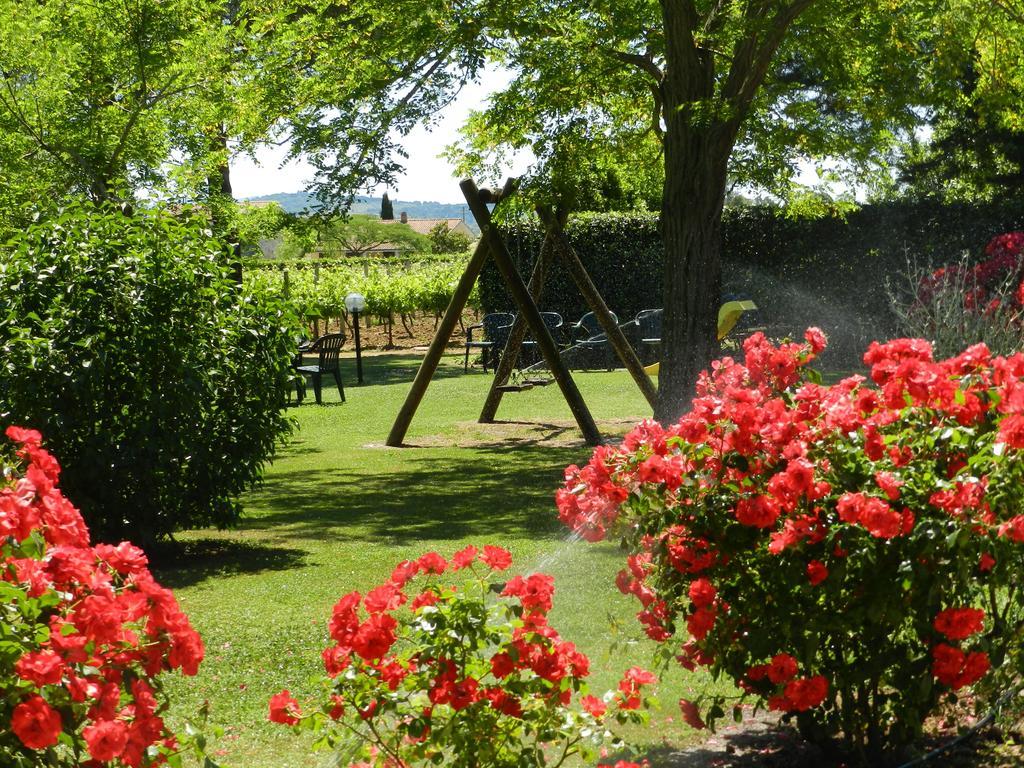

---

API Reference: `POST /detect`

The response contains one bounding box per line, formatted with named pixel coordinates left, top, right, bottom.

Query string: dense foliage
left=0, top=201, right=298, bottom=543
left=0, top=426, right=204, bottom=767
left=558, top=330, right=1024, bottom=765
left=483, top=201, right=1024, bottom=366
left=270, top=546, right=651, bottom=767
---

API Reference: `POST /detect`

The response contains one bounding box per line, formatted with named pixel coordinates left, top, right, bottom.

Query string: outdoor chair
left=569, top=310, right=618, bottom=370
left=293, top=332, right=346, bottom=404
left=464, top=312, right=515, bottom=372
left=520, top=311, right=565, bottom=367
left=632, top=308, right=663, bottom=365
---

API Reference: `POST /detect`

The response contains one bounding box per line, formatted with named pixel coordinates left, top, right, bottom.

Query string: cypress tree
left=380, top=192, right=394, bottom=220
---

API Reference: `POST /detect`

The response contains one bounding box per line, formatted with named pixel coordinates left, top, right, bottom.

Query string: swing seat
left=496, top=382, right=535, bottom=392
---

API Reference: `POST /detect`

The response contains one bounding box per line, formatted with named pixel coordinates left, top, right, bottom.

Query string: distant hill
left=244, top=191, right=480, bottom=235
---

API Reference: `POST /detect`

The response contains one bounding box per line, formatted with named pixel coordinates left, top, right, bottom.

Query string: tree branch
left=612, top=49, right=664, bottom=83
left=991, top=0, right=1024, bottom=24
left=722, top=0, right=818, bottom=119
left=0, top=77, right=83, bottom=174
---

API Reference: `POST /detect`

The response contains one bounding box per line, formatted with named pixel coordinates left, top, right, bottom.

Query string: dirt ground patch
left=656, top=709, right=1024, bottom=768
left=310, top=310, right=480, bottom=351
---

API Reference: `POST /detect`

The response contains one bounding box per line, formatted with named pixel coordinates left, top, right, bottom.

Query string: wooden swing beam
left=535, top=206, right=658, bottom=408
left=479, top=205, right=657, bottom=423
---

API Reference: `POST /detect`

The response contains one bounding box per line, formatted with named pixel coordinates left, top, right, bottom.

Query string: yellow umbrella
left=644, top=300, right=758, bottom=375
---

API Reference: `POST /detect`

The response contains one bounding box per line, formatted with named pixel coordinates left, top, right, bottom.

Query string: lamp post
left=345, top=292, right=366, bottom=385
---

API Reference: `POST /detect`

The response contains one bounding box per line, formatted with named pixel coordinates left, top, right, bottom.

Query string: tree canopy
left=4, top=0, right=1024, bottom=419
left=0, top=0, right=223, bottom=204
left=436, top=0, right=966, bottom=417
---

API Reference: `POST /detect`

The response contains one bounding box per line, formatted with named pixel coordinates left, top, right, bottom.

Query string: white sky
left=230, top=71, right=531, bottom=204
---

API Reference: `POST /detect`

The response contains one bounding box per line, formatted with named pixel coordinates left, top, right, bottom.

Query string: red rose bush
left=558, top=329, right=1024, bottom=764
left=270, top=546, right=652, bottom=767
left=0, top=427, right=204, bottom=767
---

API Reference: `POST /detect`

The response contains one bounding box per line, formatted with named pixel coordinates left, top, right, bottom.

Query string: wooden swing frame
left=385, top=178, right=657, bottom=447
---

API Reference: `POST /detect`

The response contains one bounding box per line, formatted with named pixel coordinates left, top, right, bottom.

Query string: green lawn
left=155, top=352, right=732, bottom=767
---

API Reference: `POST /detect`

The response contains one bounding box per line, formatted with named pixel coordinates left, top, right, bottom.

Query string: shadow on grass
left=148, top=538, right=308, bottom=589
left=243, top=442, right=582, bottom=544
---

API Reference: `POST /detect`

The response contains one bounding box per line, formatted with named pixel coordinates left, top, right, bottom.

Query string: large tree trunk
left=655, top=126, right=732, bottom=423
left=654, top=2, right=737, bottom=424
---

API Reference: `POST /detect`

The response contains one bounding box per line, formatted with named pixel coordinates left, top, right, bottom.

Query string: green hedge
left=482, top=201, right=1024, bottom=368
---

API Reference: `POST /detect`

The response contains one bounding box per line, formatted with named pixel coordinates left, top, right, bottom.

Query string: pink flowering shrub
left=893, top=231, right=1024, bottom=359
left=0, top=427, right=205, bottom=767
left=557, top=329, right=1024, bottom=764
left=270, top=546, right=652, bottom=767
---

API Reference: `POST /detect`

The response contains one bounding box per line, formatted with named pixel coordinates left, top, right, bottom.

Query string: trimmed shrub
left=0, top=200, right=298, bottom=543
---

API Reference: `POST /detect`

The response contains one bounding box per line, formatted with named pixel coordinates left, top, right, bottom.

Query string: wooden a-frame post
left=478, top=211, right=563, bottom=423
left=385, top=178, right=516, bottom=447
left=536, top=206, right=658, bottom=409
left=479, top=205, right=658, bottom=424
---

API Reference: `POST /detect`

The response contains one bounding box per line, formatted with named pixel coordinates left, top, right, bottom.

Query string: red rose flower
left=450, top=545, right=477, bottom=570
left=363, top=582, right=406, bottom=613
left=998, top=414, right=1024, bottom=448
left=932, top=644, right=990, bottom=689
left=581, top=694, right=607, bottom=718
left=804, top=327, right=827, bottom=355
left=617, top=666, right=656, bottom=709
left=806, top=560, right=828, bottom=586
left=688, top=578, right=717, bottom=608
left=15, top=650, right=65, bottom=687
left=686, top=606, right=717, bottom=641
left=998, top=515, right=1024, bottom=542
left=490, top=652, right=516, bottom=678
left=411, top=589, right=440, bottom=611
left=416, top=551, right=447, bottom=574
left=83, top=718, right=129, bottom=762
left=328, top=695, right=345, bottom=720
left=766, top=653, right=798, bottom=684
left=735, top=495, right=781, bottom=529
left=268, top=689, right=302, bottom=725
left=389, top=559, right=419, bottom=586
left=11, top=696, right=62, bottom=750
left=501, top=574, right=555, bottom=613
left=480, top=545, right=513, bottom=570
left=783, top=675, right=828, bottom=711
left=351, top=613, right=398, bottom=660
left=933, top=607, right=985, bottom=640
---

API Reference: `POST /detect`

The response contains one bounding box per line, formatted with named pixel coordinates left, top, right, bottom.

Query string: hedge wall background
left=480, top=200, right=1024, bottom=368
